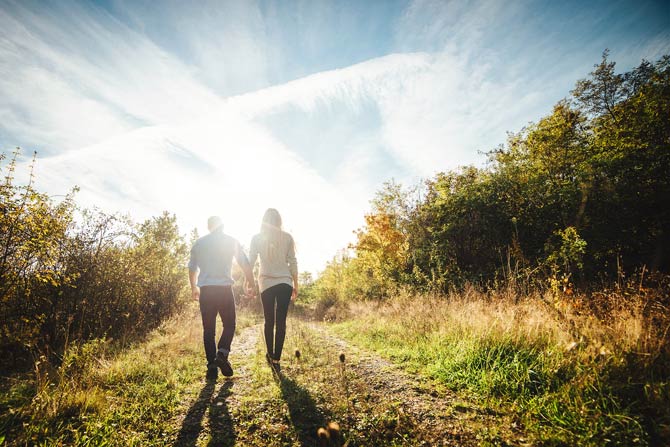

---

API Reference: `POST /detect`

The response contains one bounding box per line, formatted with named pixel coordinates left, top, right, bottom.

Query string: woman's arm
left=234, top=240, right=255, bottom=297
left=246, top=236, right=260, bottom=297
left=248, top=235, right=259, bottom=272
left=291, top=271, right=299, bottom=299
left=287, top=234, right=298, bottom=299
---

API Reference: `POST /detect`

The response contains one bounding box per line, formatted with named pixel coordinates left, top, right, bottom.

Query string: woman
left=248, top=208, right=298, bottom=372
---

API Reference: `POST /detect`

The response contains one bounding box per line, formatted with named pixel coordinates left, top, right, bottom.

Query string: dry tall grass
left=350, top=283, right=667, bottom=361
left=332, top=276, right=670, bottom=445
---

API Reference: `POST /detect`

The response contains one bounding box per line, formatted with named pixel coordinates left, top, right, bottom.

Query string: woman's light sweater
left=248, top=231, right=298, bottom=292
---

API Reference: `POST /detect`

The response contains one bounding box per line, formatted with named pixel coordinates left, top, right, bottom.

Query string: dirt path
left=305, top=322, right=525, bottom=447
left=174, top=323, right=262, bottom=447
left=173, top=316, right=525, bottom=446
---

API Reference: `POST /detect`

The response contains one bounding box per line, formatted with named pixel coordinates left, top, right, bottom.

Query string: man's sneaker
left=215, top=351, right=234, bottom=377
left=206, top=363, right=218, bottom=381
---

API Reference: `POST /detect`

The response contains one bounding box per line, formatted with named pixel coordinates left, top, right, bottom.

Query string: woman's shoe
left=272, top=359, right=281, bottom=373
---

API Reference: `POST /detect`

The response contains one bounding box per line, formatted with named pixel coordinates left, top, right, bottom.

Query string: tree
left=1, top=148, right=190, bottom=365
left=312, top=53, right=670, bottom=299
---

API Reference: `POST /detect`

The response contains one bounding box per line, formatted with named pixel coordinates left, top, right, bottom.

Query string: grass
left=329, top=283, right=670, bottom=446
left=5, top=281, right=665, bottom=446
left=0, top=304, right=256, bottom=446
left=1, top=299, right=445, bottom=446
left=225, top=316, right=433, bottom=446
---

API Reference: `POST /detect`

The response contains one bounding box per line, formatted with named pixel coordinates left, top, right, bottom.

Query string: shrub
left=0, top=148, right=189, bottom=369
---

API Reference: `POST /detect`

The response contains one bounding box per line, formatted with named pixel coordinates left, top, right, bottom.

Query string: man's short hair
left=208, top=216, right=223, bottom=231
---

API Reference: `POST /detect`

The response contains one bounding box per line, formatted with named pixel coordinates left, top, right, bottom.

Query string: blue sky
left=1, top=0, right=668, bottom=273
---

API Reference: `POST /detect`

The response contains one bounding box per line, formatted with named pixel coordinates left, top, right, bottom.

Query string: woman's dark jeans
left=261, top=283, right=292, bottom=361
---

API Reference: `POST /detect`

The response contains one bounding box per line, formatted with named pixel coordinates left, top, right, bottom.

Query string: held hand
left=245, top=283, right=256, bottom=299
left=191, top=287, right=200, bottom=301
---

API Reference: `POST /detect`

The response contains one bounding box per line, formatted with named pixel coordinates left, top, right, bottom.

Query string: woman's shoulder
left=281, top=231, right=294, bottom=245
left=281, top=230, right=293, bottom=239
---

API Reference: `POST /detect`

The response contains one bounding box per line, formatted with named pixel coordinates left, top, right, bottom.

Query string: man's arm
left=189, top=269, right=200, bottom=301
left=188, top=244, right=200, bottom=301
left=242, top=263, right=255, bottom=297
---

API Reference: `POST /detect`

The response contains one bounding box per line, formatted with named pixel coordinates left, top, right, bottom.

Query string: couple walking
left=188, top=208, right=298, bottom=380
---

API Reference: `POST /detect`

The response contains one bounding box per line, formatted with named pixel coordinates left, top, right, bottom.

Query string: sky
left=1, top=0, right=668, bottom=274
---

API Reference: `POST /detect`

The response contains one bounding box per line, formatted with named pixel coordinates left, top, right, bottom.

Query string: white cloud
left=376, top=51, right=548, bottom=175
left=0, top=1, right=223, bottom=152
left=216, top=49, right=545, bottom=176
left=30, top=109, right=358, bottom=274
left=13, top=52, right=422, bottom=271
left=614, top=30, right=670, bottom=70
left=21, top=47, right=543, bottom=270
left=4, top=39, right=565, bottom=272
left=3, top=0, right=666, bottom=274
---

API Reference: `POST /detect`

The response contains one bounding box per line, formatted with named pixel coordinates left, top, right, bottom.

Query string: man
left=188, top=216, right=255, bottom=380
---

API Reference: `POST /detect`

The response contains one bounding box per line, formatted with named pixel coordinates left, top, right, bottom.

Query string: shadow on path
left=207, top=380, right=236, bottom=447
left=278, top=373, right=328, bottom=446
left=175, top=379, right=216, bottom=446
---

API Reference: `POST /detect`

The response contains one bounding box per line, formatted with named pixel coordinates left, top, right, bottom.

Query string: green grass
left=0, top=305, right=256, bottom=446
left=5, top=292, right=664, bottom=446
left=1, top=303, right=443, bottom=446
left=330, top=294, right=669, bottom=446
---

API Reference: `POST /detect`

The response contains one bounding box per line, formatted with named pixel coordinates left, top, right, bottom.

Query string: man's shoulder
left=193, top=232, right=239, bottom=252
left=193, top=231, right=223, bottom=246
left=194, top=232, right=213, bottom=245
left=191, top=235, right=204, bottom=248
left=220, top=233, right=241, bottom=248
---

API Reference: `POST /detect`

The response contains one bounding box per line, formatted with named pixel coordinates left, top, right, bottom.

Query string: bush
left=0, top=148, right=190, bottom=369
left=314, top=53, right=669, bottom=299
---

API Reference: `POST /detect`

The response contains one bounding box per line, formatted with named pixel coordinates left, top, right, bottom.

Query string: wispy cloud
left=110, top=0, right=278, bottom=96
left=0, top=1, right=222, bottom=153
left=16, top=48, right=552, bottom=269
left=24, top=52, right=438, bottom=271
left=2, top=0, right=667, bottom=272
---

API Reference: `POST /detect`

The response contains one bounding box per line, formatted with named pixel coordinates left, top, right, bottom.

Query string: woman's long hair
left=260, top=208, right=283, bottom=261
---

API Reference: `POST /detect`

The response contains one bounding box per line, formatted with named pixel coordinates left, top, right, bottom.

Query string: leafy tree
left=313, top=53, right=669, bottom=299
left=1, top=148, right=189, bottom=367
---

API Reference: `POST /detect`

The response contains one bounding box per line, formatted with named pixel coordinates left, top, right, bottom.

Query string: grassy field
left=2, top=301, right=502, bottom=446
left=329, top=285, right=670, bottom=446
left=0, top=306, right=256, bottom=446
left=2, top=283, right=667, bottom=446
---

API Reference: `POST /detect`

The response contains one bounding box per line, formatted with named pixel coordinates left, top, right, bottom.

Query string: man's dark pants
left=199, top=285, right=236, bottom=364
